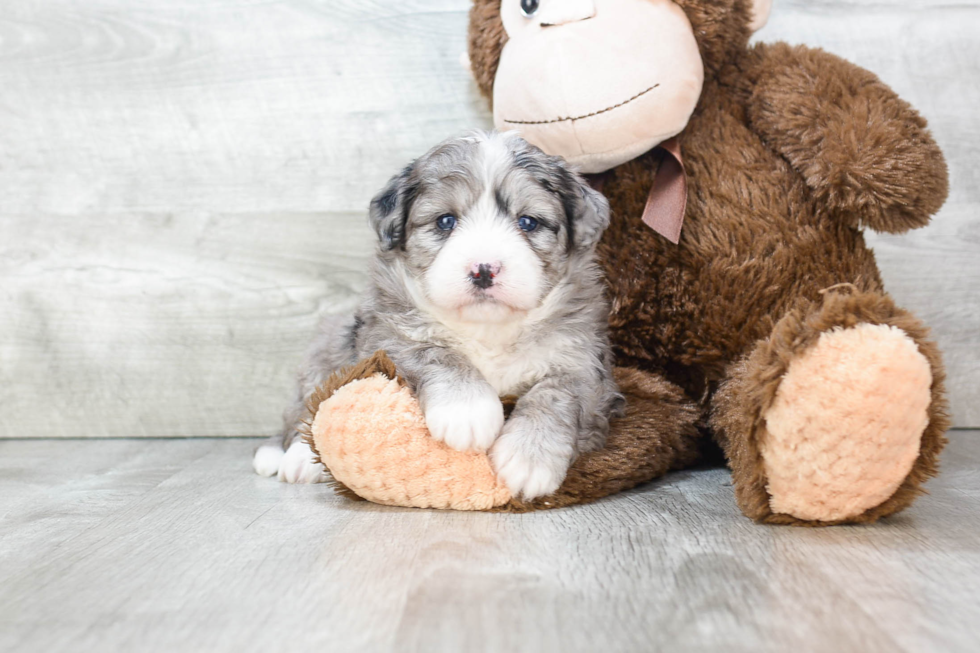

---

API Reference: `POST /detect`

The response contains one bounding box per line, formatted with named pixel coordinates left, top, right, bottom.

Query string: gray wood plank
left=1, top=0, right=977, bottom=435
left=0, top=0, right=489, bottom=215
left=0, top=433, right=978, bottom=652
left=0, top=211, right=374, bottom=437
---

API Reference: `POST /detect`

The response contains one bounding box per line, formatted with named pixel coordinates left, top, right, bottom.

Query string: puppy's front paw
left=490, top=421, right=572, bottom=500
left=277, top=439, right=328, bottom=484
left=424, top=385, right=504, bottom=452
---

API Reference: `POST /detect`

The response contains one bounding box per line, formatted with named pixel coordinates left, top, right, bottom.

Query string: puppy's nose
left=469, top=262, right=500, bottom=289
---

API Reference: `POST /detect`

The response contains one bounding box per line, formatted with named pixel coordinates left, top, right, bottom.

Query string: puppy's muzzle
left=469, top=262, right=500, bottom=289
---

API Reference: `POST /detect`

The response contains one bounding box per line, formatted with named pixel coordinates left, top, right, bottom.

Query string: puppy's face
left=370, top=132, right=609, bottom=323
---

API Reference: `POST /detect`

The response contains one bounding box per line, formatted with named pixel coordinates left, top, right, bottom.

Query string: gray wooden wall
left=1, top=0, right=977, bottom=437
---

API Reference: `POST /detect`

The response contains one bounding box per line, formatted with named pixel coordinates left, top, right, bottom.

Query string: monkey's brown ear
left=468, top=0, right=508, bottom=100
left=749, top=0, right=773, bottom=32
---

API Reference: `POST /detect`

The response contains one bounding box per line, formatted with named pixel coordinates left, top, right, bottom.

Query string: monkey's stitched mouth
left=503, top=84, right=659, bottom=125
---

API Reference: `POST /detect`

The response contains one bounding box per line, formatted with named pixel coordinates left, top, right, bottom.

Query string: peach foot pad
left=309, top=373, right=512, bottom=510
left=761, top=323, right=932, bottom=522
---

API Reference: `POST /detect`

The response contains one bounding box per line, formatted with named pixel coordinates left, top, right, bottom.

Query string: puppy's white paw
left=424, top=385, right=504, bottom=452
left=253, top=443, right=285, bottom=477
left=277, top=439, right=328, bottom=484
left=490, top=423, right=571, bottom=499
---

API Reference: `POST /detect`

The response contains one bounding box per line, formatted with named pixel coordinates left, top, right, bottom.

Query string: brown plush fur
left=468, top=0, right=950, bottom=524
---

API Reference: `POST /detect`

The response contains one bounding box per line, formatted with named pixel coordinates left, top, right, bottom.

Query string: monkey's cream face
left=493, top=0, right=705, bottom=174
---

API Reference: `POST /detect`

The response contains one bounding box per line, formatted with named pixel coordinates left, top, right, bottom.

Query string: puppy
left=253, top=131, right=623, bottom=499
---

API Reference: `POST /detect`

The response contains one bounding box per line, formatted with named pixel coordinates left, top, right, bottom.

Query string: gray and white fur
left=253, top=131, right=623, bottom=499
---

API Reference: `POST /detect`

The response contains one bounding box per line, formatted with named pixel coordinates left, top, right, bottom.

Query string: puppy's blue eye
left=518, top=216, right=538, bottom=232
left=520, top=0, right=539, bottom=17
left=436, top=214, right=457, bottom=231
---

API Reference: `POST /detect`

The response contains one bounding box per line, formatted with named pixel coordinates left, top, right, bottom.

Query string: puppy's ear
left=368, top=162, right=420, bottom=251
left=567, top=177, right=610, bottom=250
left=511, top=137, right=610, bottom=249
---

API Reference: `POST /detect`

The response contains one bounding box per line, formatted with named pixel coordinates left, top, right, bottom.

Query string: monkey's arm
left=744, top=42, right=948, bottom=233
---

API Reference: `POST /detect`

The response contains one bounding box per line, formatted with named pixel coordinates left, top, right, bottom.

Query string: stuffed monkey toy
left=307, top=0, right=950, bottom=525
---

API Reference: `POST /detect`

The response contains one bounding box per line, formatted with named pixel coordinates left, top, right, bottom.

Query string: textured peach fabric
left=761, top=324, right=932, bottom=521
left=311, top=374, right=511, bottom=510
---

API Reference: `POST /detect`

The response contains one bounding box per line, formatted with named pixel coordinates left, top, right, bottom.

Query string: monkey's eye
left=520, top=0, right=539, bottom=18
left=436, top=214, right=457, bottom=231
left=518, top=216, right=538, bottom=232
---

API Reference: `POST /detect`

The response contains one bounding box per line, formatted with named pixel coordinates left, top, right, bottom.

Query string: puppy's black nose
left=469, top=263, right=497, bottom=289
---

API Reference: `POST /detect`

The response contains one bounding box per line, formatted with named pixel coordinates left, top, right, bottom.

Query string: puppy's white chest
left=458, top=338, right=551, bottom=397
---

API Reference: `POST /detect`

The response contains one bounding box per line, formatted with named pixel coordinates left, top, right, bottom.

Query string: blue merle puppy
left=254, top=131, right=622, bottom=499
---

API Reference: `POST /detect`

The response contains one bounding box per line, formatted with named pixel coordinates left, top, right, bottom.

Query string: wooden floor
left=1, top=433, right=978, bottom=653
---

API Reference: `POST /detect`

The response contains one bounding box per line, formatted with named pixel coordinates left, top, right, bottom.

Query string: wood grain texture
left=0, top=0, right=977, bottom=436
left=0, top=211, right=374, bottom=437
left=0, top=0, right=490, bottom=214
left=1, top=432, right=978, bottom=652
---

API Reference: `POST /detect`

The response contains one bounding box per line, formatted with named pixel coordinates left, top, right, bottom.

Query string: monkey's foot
left=760, top=323, right=932, bottom=521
